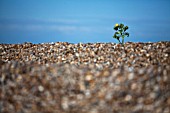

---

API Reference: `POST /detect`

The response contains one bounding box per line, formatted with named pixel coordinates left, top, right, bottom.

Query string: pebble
left=128, top=73, right=134, bottom=80
left=85, top=74, right=93, bottom=81
left=131, top=83, right=138, bottom=90
left=125, top=95, right=132, bottom=101
left=38, top=85, right=44, bottom=92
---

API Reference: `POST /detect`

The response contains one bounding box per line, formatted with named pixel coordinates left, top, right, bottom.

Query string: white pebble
left=38, top=85, right=44, bottom=92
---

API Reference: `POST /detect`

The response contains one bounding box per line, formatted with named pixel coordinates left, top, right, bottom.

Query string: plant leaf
left=124, top=26, right=129, bottom=31
left=114, top=26, right=118, bottom=30
left=125, top=32, right=129, bottom=37
left=119, top=23, right=124, bottom=28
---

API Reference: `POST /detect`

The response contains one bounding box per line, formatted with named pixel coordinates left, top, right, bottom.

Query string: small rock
left=38, top=85, right=44, bottom=92
left=85, top=74, right=93, bottom=81
left=125, top=95, right=132, bottom=101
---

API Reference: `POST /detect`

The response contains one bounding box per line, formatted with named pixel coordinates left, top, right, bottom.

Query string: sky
left=0, top=0, right=170, bottom=44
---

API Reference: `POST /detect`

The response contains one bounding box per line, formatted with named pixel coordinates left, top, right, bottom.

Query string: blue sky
left=0, top=0, right=170, bottom=44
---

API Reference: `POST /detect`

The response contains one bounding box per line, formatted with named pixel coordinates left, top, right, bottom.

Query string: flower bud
left=115, top=23, right=119, bottom=27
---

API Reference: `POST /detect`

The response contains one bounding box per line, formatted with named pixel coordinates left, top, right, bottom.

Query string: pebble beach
left=0, top=41, right=170, bottom=113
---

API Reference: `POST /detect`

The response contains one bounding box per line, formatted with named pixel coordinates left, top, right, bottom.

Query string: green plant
left=113, top=23, right=129, bottom=45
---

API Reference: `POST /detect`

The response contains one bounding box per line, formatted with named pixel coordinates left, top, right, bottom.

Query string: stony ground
left=0, top=42, right=170, bottom=113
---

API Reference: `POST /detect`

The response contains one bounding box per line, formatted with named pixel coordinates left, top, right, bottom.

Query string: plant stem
left=122, top=38, right=124, bottom=45
left=118, top=39, right=121, bottom=44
